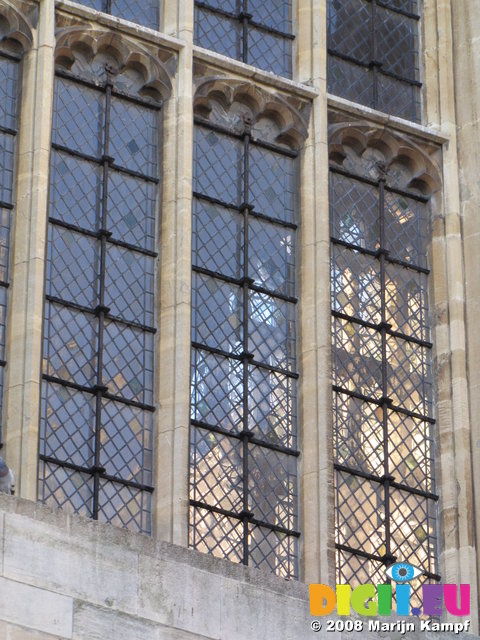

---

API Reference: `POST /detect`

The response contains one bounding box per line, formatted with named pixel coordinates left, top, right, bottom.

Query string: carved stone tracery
left=0, top=0, right=37, bottom=53
left=55, top=25, right=176, bottom=102
left=194, top=74, right=311, bottom=149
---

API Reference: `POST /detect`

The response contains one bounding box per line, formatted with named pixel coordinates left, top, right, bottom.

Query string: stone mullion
left=3, top=0, right=55, bottom=500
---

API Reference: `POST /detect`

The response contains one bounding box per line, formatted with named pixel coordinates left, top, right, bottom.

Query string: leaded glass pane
left=249, top=146, right=295, bottom=222
left=40, top=382, right=95, bottom=468
left=327, top=0, right=422, bottom=122
left=191, top=348, right=243, bottom=431
left=327, top=57, right=374, bottom=108
left=105, top=246, right=154, bottom=325
left=247, top=27, right=292, bottom=78
left=53, top=79, right=104, bottom=156
left=335, top=470, right=385, bottom=555
left=46, top=226, right=98, bottom=307
left=40, top=70, right=158, bottom=533
left=110, top=0, right=159, bottom=29
left=0, top=132, right=14, bottom=204
left=108, top=170, right=156, bottom=251
left=190, top=119, right=298, bottom=577
left=0, top=208, right=11, bottom=282
left=190, top=506, right=244, bottom=564
left=100, top=399, right=153, bottom=485
left=249, top=525, right=298, bottom=579
left=39, top=461, right=93, bottom=518
left=0, top=57, right=17, bottom=130
left=334, top=392, right=384, bottom=476
left=49, top=151, right=101, bottom=231
left=192, top=200, right=243, bottom=278
left=194, top=7, right=240, bottom=60
left=192, top=273, right=243, bottom=354
left=190, top=427, right=244, bottom=513
left=327, top=0, right=372, bottom=63
left=43, top=303, right=98, bottom=386
left=194, top=127, right=243, bottom=205
left=376, top=6, right=418, bottom=80
left=331, top=166, right=437, bottom=591
left=248, top=366, right=296, bottom=449
left=194, top=1, right=293, bottom=78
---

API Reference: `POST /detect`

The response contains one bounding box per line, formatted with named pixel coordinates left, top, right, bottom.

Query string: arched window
left=194, top=1, right=294, bottom=78
left=189, top=83, right=302, bottom=578
left=327, top=0, right=421, bottom=122
left=38, top=34, right=169, bottom=533
left=330, top=129, right=439, bottom=609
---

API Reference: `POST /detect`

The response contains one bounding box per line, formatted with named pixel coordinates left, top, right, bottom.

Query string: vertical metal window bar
left=330, top=164, right=439, bottom=608
left=190, top=116, right=299, bottom=579
left=0, top=51, right=19, bottom=446
left=327, top=0, right=422, bottom=122
left=194, top=0, right=294, bottom=78
left=39, top=67, right=159, bottom=533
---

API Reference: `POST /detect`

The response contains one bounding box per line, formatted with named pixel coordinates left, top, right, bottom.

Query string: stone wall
left=0, top=494, right=476, bottom=640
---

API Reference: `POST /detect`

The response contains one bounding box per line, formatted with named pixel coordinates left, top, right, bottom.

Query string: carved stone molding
left=0, top=0, right=37, bottom=53
left=328, top=120, right=442, bottom=197
left=55, top=24, right=176, bottom=101
left=194, top=72, right=311, bottom=149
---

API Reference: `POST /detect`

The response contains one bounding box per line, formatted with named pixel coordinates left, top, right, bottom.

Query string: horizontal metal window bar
left=193, top=193, right=298, bottom=229
left=190, top=499, right=301, bottom=538
left=194, top=1, right=294, bottom=39
left=0, top=125, right=17, bottom=137
left=376, top=0, right=420, bottom=20
left=334, top=463, right=439, bottom=501
left=192, top=265, right=297, bottom=302
left=332, top=384, right=435, bottom=424
left=328, top=49, right=421, bottom=87
left=42, top=374, right=156, bottom=412
left=0, top=360, right=6, bottom=368
left=55, top=69, right=163, bottom=110
left=331, top=310, right=433, bottom=349
left=39, top=454, right=155, bottom=493
left=49, top=217, right=158, bottom=258
left=0, top=280, right=9, bottom=289
left=45, top=295, right=157, bottom=334
left=331, top=238, right=431, bottom=274
left=335, top=542, right=440, bottom=581
left=192, top=342, right=299, bottom=379
left=194, top=119, right=298, bottom=157
left=191, top=419, right=299, bottom=457
left=51, top=143, right=159, bottom=184
left=0, top=201, right=13, bottom=211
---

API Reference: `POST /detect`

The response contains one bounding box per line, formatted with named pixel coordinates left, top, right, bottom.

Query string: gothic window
left=38, top=58, right=160, bottom=533
left=194, top=1, right=294, bottom=78
left=0, top=49, right=19, bottom=442
left=330, top=150, right=438, bottom=608
left=189, top=103, right=299, bottom=578
left=75, top=0, right=159, bottom=30
left=327, top=0, right=421, bottom=122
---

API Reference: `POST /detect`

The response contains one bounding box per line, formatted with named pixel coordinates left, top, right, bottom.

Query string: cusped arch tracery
left=0, top=0, right=36, bottom=53
left=194, top=75, right=310, bottom=150
left=329, top=122, right=442, bottom=197
left=55, top=26, right=175, bottom=102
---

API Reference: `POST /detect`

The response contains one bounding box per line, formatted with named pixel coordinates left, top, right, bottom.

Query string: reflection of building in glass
left=330, top=145, right=437, bottom=609
left=189, top=101, right=299, bottom=578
